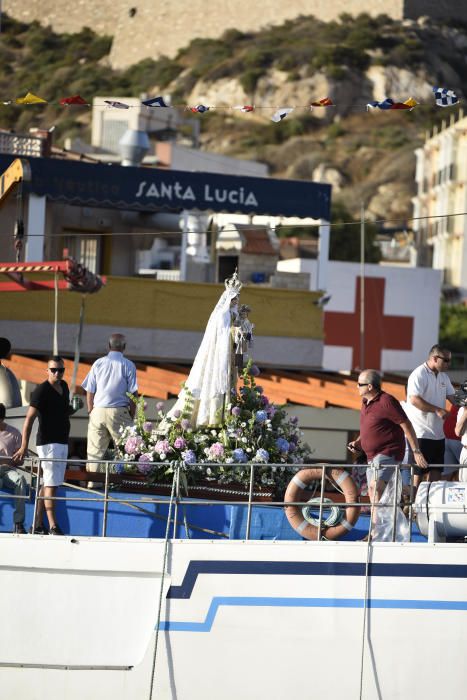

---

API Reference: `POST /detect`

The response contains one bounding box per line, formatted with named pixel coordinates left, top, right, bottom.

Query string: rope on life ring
left=284, top=467, right=361, bottom=540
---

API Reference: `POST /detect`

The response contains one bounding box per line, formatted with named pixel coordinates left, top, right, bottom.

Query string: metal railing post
left=392, top=464, right=400, bottom=542
left=173, top=462, right=180, bottom=539
left=317, top=465, right=326, bottom=541
left=101, top=461, right=109, bottom=537
left=245, top=463, right=255, bottom=540
left=31, top=458, right=41, bottom=531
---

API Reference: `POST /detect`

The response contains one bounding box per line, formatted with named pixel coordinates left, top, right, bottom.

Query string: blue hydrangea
left=232, top=448, right=248, bottom=463
left=113, top=462, right=125, bottom=474
left=276, top=437, right=290, bottom=453
left=254, top=448, right=269, bottom=463
left=182, top=449, right=197, bottom=465
left=255, top=410, right=267, bottom=423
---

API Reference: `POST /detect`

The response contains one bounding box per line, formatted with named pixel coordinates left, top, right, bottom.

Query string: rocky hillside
left=1, top=12, right=467, bottom=223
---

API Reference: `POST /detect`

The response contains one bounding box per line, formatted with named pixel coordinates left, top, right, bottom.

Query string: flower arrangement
left=115, top=362, right=313, bottom=494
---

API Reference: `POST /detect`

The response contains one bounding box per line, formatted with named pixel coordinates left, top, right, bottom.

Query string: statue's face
left=230, top=296, right=239, bottom=308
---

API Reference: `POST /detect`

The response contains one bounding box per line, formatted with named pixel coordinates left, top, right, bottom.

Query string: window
left=63, top=233, right=101, bottom=274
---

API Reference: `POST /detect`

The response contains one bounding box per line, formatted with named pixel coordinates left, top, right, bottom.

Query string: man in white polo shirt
left=82, top=333, right=138, bottom=488
left=405, top=344, right=455, bottom=485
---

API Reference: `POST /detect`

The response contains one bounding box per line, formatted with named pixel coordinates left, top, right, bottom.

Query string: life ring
left=284, top=467, right=360, bottom=540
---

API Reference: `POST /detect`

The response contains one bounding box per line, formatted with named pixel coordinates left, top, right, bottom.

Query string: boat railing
left=0, top=456, right=458, bottom=541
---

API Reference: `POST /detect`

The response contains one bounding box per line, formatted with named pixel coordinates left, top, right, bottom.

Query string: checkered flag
left=433, top=87, right=458, bottom=107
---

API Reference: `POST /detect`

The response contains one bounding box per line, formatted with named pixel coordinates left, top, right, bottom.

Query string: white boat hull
left=2, top=535, right=467, bottom=699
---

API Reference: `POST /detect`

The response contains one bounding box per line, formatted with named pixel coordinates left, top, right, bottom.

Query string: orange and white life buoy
left=284, top=467, right=360, bottom=540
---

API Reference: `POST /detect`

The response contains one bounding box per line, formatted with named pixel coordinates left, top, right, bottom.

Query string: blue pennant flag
left=142, top=96, right=169, bottom=108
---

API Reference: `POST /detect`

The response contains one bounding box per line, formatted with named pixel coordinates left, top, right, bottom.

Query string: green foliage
left=329, top=202, right=381, bottom=263
left=439, top=304, right=467, bottom=355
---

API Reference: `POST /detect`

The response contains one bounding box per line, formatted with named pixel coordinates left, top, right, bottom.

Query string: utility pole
left=359, top=202, right=365, bottom=370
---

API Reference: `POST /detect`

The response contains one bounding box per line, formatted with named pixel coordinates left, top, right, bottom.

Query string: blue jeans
left=0, top=466, right=27, bottom=524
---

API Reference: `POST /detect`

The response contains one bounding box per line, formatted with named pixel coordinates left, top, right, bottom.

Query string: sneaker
left=13, top=523, right=26, bottom=534
left=29, top=525, right=48, bottom=535
left=49, top=525, right=64, bottom=536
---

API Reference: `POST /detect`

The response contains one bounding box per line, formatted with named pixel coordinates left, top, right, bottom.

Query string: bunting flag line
left=59, top=95, right=89, bottom=106
left=433, top=86, right=458, bottom=107
left=271, top=107, right=294, bottom=122
left=15, top=92, right=47, bottom=105
left=103, top=100, right=130, bottom=109
left=0, top=89, right=462, bottom=118
left=142, top=96, right=169, bottom=108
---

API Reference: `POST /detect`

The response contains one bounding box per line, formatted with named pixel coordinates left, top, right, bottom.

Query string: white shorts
left=37, top=443, right=68, bottom=487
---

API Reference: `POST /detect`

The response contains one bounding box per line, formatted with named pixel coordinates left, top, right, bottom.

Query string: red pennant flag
left=234, top=105, right=255, bottom=112
left=310, top=97, right=334, bottom=107
left=60, top=95, right=89, bottom=106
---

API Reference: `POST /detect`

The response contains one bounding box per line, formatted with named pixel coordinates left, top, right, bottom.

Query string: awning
left=0, top=154, right=331, bottom=219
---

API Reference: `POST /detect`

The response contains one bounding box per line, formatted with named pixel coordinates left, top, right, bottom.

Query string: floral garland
left=115, top=362, right=313, bottom=493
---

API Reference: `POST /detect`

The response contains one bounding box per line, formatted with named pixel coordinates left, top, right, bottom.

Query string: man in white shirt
left=404, top=345, right=455, bottom=485
left=81, top=334, right=138, bottom=488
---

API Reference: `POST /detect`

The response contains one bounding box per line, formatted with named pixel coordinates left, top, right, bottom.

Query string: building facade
left=413, top=111, right=467, bottom=297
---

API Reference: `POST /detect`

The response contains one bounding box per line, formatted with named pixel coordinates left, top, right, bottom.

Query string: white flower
left=226, top=458, right=234, bottom=464
left=241, top=437, right=248, bottom=443
left=246, top=448, right=252, bottom=453
left=241, top=422, right=246, bottom=427
left=206, top=467, right=212, bottom=475
left=160, top=452, right=166, bottom=460
left=211, top=430, right=217, bottom=436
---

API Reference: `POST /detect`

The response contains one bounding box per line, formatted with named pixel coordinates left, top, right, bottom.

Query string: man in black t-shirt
left=14, top=356, right=73, bottom=535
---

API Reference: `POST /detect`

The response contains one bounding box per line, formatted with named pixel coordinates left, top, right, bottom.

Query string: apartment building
left=413, top=110, right=467, bottom=297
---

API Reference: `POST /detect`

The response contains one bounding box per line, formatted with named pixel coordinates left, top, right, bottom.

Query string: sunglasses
left=48, top=367, right=65, bottom=374
left=434, top=355, right=451, bottom=363
left=357, top=382, right=370, bottom=387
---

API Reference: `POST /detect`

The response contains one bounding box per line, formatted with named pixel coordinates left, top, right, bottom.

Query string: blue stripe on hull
left=159, top=596, right=467, bottom=632
left=167, top=561, right=467, bottom=600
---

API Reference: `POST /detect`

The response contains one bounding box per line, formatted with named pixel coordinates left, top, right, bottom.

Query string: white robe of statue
left=164, top=281, right=240, bottom=428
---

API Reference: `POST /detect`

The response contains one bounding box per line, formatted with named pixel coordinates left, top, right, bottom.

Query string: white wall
left=278, top=258, right=442, bottom=372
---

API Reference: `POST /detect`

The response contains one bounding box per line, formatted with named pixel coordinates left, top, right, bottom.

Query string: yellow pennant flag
left=404, top=97, right=418, bottom=109
left=15, top=92, right=48, bottom=105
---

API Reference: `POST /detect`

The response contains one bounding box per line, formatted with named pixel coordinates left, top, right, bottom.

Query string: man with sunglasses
left=13, top=356, right=73, bottom=535
left=404, top=344, right=456, bottom=484
left=348, top=369, right=427, bottom=513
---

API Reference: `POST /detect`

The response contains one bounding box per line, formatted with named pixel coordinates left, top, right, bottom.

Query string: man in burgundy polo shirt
left=348, top=369, right=427, bottom=505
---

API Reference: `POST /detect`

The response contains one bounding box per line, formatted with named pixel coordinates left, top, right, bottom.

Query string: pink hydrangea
left=125, top=435, right=144, bottom=455
left=208, top=442, right=224, bottom=459
left=174, top=437, right=186, bottom=449
left=155, top=439, right=171, bottom=455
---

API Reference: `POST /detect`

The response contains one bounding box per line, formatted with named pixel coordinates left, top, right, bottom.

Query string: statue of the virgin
left=162, top=271, right=244, bottom=428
